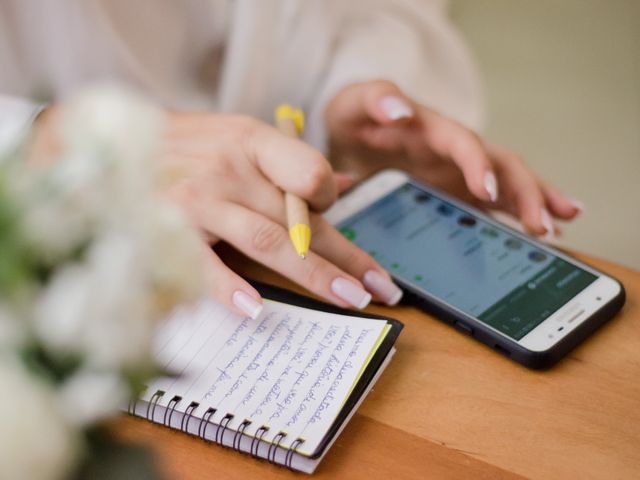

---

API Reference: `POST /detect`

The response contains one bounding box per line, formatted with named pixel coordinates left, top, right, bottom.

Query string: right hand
left=155, top=113, right=402, bottom=318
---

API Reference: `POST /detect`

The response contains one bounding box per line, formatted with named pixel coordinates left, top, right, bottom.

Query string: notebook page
left=144, top=298, right=388, bottom=456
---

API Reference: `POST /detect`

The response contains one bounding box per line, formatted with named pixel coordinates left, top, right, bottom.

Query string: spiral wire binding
left=285, top=438, right=305, bottom=469
left=198, top=407, right=217, bottom=439
left=146, top=390, right=165, bottom=422
left=127, top=397, right=138, bottom=415
left=216, top=414, right=234, bottom=445
left=129, top=390, right=307, bottom=468
left=163, top=395, right=182, bottom=427
left=181, top=401, right=200, bottom=433
left=128, top=384, right=148, bottom=415
left=251, top=426, right=270, bottom=458
left=268, top=432, right=287, bottom=464
left=233, top=420, right=251, bottom=451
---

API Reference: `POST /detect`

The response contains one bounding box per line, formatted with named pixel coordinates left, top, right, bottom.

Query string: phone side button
left=454, top=321, right=473, bottom=336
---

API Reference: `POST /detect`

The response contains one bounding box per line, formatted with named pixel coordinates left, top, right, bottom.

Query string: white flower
left=33, top=231, right=155, bottom=369
left=141, top=201, right=207, bottom=316
left=18, top=161, right=102, bottom=263
left=16, top=84, right=167, bottom=262
left=0, top=84, right=208, bottom=478
left=60, top=84, right=163, bottom=173
left=0, top=358, right=77, bottom=480
left=82, top=231, right=156, bottom=368
left=0, top=303, right=25, bottom=348
left=32, top=263, right=92, bottom=355
left=58, top=368, right=129, bottom=427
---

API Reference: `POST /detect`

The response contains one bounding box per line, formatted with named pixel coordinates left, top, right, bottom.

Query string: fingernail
left=232, top=291, right=263, bottom=319
left=570, top=198, right=585, bottom=215
left=540, top=208, right=555, bottom=239
left=363, top=270, right=403, bottom=306
left=484, top=171, right=498, bottom=202
left=331, top=277, right=372, bottom=309
left=379, top=96, right=413, bottom=121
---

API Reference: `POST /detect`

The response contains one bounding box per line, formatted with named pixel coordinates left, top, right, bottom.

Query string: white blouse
left=0, top=0, right=483, bottom=152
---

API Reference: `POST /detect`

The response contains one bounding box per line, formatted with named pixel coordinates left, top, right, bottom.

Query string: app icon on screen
left=457, top=215, right=477, bottom=227
left=437, top=204, right=454, bottom=216
left=504, top=238, right=523, bottom=250
left=340, top=227, right=356, bottom=241
left=528, top=251, right=547, bottom=263
left=480, top=227, right=499, bottom=238
left=414, top=192, right=432, bottom=203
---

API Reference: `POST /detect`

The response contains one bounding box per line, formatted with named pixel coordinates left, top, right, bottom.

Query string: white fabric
left=0, top=0, right=484, bottom=152
left=0, top=95, right=43, bottom=152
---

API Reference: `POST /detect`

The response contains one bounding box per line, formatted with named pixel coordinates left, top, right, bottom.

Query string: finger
left=201, top=245, right=264, bottom=319
left=209, top=201, right=372, bottom=309
left=421, top=113, right=497, bottom=203
left=363, top=81, right=415, bottom=124
left=489, top=146, right=553, bottom=236
left=333, top=171, right=356, bottom=194
left=310, top=216, right=403, bottom=305
left=358, top=122, right=413, bottom=152
left=239, top=117, right=337, bottom=211
left=540, top=181, right=584, bottom=219
left=333, top=80, right=415, bottom=126
left=223, top=176, right=402, bottom=305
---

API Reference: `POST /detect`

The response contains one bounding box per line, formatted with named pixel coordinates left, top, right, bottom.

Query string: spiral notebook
left=127, top=282, right=403, bottom=473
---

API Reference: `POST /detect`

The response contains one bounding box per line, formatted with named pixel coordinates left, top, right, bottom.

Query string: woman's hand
left=325, top=81, right=583, bottom=237
left=158, top=113, right=402, bottom=317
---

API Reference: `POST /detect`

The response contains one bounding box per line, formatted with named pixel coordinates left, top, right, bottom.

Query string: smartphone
left=325, top=169, right=625, bottom=369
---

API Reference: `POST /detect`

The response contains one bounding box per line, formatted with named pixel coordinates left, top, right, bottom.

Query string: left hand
left=325, top=80, right=583, bottom=236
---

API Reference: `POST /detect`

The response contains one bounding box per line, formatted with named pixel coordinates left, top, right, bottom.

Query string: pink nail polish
left=379, top=96, right=413, bottom=121
left=232, top=291, right=263, bottom=319
left=331, top=278, right=372, bottom=309
left=540, top=208, right=556, bottom=241
left=484, top=171, right=498, bottom=202
left=363, top=270, right=403, bottom=306
left=570, top=198, right=585, bottom=215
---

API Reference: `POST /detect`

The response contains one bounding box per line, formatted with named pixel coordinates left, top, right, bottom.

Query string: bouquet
left=0, top=87, right=206, bottom=479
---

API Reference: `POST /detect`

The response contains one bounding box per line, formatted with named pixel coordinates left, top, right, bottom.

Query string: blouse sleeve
left=304, top=0, right=484, bottom=152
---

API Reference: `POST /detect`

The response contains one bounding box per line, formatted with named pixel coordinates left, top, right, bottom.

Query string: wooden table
left=117, top=249, right=640, bottom=479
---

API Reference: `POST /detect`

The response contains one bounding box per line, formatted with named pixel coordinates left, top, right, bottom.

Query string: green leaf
left=20, top=344, right=83, bottom=384
left=0, top=169, right=39, bottom=298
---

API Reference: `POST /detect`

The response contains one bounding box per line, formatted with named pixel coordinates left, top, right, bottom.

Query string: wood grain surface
left=115, top=247, right=640, bottom=479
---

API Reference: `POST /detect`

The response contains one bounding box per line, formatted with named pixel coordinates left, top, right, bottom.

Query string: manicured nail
left=540, top=208, right=555, bottom=239
left=484, top=171, right=498, bottom=202
left=363, top=270, right=403, bottom=306
left=379, top=96, right=413, bottom=121
left=570, top=198, right=585, bottom=215
left=232, top=291, right=263, bottom=319
left=331, top=277, right=372, bottom=309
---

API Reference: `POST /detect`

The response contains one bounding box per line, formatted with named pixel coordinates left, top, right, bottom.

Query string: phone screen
left=337, top=183, right=597, bottom=340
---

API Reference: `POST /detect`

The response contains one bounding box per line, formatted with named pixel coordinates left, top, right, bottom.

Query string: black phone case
left=337, top=171, right=627, bottom=370
left=398, top=276, right=625, bottom=370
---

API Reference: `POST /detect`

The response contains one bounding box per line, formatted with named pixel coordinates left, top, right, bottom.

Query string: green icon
left=340, top=227, right=356, bottom=241
left=369, top=250, right=377, bottom=258
left=480, top=227, right=498, bottom=238
left=391, top=262, right=400, bottom=270
left=414, top=274, right=424, bottom=281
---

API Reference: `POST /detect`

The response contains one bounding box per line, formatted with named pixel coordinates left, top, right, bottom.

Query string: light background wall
left=450, top=0, right=640, bottom=270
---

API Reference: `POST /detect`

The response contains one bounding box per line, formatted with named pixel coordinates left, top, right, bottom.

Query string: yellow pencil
left=275, top=104, right=310, bottom=259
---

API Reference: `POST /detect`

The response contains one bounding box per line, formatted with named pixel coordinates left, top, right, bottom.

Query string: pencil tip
left=289, top=223, right=311, bottom=261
